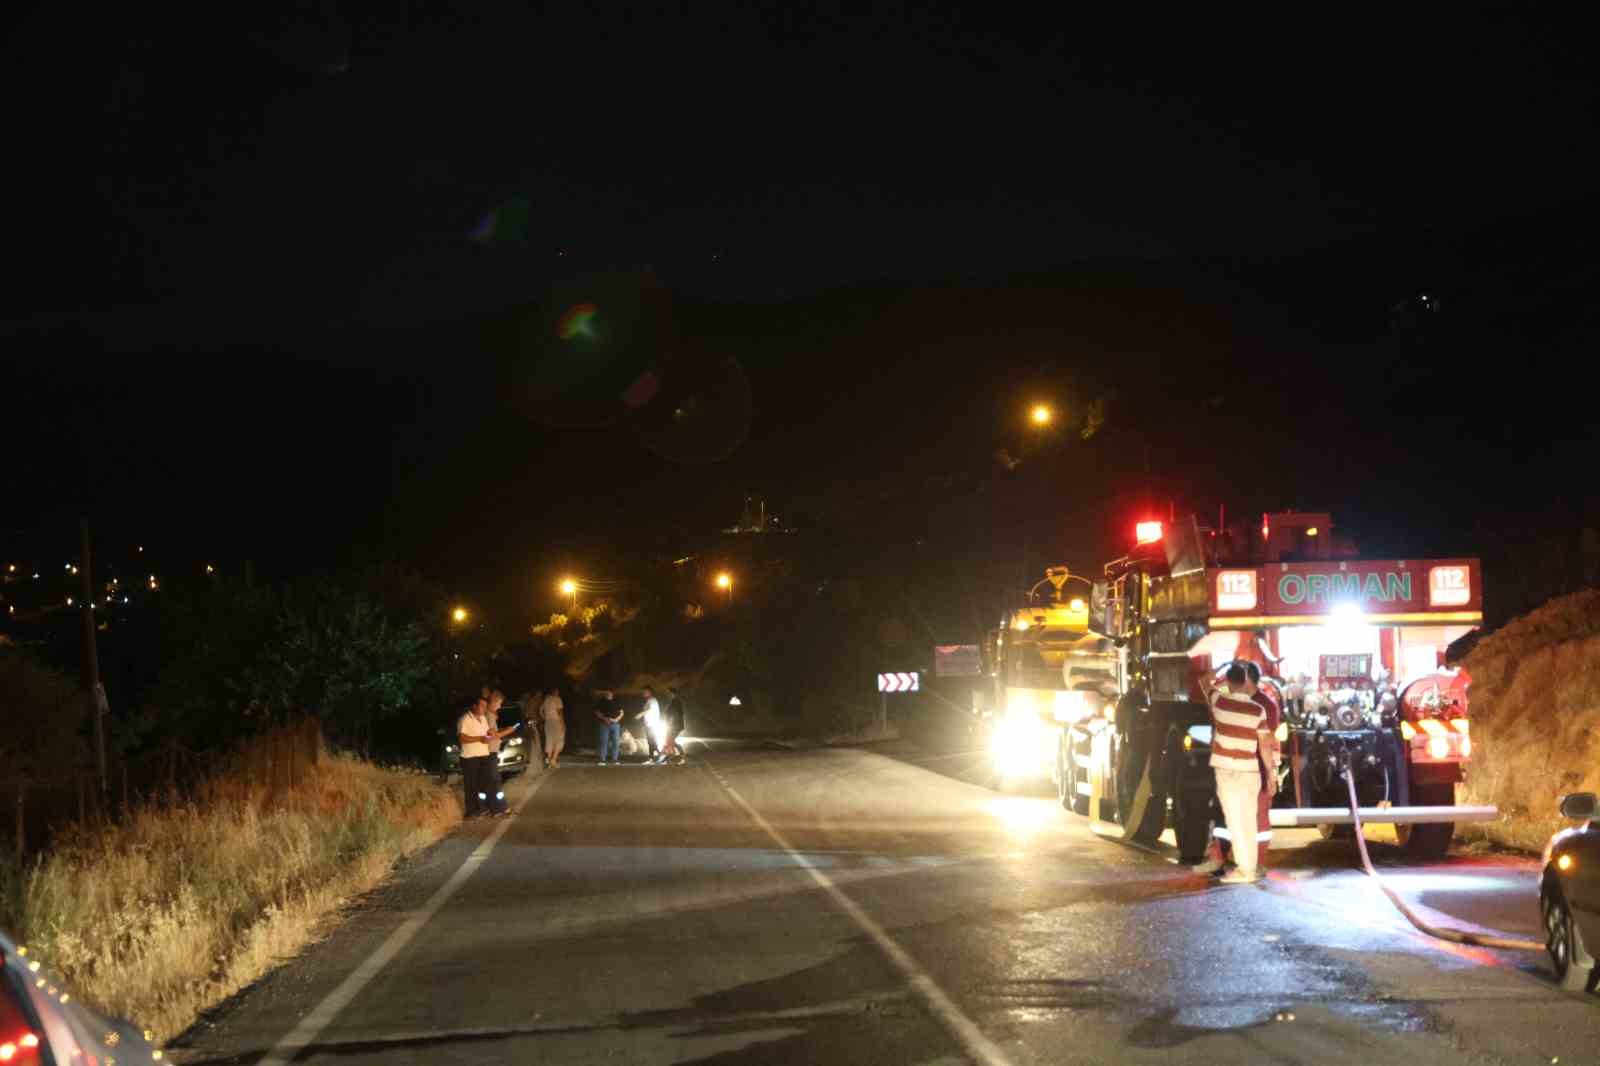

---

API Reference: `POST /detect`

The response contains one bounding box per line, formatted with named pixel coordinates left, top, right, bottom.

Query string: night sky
left=3, top=5, right=1597, bottom=618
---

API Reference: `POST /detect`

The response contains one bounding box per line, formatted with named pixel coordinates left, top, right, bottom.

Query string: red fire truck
left=1056, top=511, right=1496, bottom=860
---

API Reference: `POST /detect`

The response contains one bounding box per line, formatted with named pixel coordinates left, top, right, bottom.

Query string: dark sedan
left=1542, top=791, right=1600, bottom=991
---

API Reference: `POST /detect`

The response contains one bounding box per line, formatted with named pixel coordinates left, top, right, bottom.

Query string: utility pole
left=79, top=519, right=106, bottom=799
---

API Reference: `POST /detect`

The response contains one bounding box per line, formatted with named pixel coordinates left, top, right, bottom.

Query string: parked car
left=437, top=703, right=531, bottom=782
left=2, top=929, right=164, bottom=1065
left=1541, top=791, right=1600, bottom=991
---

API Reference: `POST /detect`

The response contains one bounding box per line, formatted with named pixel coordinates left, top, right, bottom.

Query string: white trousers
left=1214, top=766, right=1263, bottom=874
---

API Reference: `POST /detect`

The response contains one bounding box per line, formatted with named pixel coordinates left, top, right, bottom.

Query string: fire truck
left=976, top=568, right=1118, bottom=790
left=1057, top=512, right=1496, bottom=860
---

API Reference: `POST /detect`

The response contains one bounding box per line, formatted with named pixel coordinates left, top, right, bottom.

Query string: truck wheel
left=1395, top=822, right=1453, bottom=859
left=1173, top=788, right=1213, bottom=864
left=1544, top=888, right=1597, bottom=992
left=1397, top=783, right=1455, bottom=859
left=1055, top=742, right=1072, bottom=811
left=1060, top=737, right=1088, bottom=815
left=1117, top=744, right=1166, bottom=844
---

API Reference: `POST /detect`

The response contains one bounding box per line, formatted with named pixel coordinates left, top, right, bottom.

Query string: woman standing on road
left=541, top=687, right=567, bottom=769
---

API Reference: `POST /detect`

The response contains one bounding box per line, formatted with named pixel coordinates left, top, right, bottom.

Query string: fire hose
left=1340, top=757, right=1544, bottom=953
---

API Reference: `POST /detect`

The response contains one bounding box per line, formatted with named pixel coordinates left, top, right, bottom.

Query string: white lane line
left=699, top=754, right=1014, bottom=1066
left=257, top=774, right=549, bottom=1066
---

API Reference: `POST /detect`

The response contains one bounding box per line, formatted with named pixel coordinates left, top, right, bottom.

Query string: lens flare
left=558, top=303, right=600, bottom=341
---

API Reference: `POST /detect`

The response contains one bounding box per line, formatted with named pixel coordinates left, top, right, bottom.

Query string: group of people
left=1198, top=660, right=1281, bottom=884
left=455, top=684, right=689, bottom=817
left=593, top=685, right=687, bottom=765
left=455, top=686, right=570, bottom=818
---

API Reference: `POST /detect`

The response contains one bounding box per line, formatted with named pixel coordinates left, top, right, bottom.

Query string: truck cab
left=978, top=568, right=1117, bottom=789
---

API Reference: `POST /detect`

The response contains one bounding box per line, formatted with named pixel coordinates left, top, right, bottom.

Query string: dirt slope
left=1460, top=588, right=1600, bottom=851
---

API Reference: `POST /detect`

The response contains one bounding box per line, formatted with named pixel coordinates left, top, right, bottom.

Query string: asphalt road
left=171, top=739, right=1596, bottom=1066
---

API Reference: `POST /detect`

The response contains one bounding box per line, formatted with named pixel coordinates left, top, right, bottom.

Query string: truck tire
left=1173, top=787, right=1213, bottom=864
left=1117, top=738, right=1166, bottom=844
left=1055, top=741, right=1073, bottom=811
left=1397, top=783, right=1455, bottom=859
left=1544, top=885, right=1597, bottom=992
left=1060, top=735, right=1089, bottom=815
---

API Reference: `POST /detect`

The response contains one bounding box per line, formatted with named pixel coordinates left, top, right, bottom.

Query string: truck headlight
left=991, top=712, right=1046, bottom=768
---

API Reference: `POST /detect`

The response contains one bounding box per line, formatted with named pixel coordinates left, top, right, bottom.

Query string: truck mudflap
left=1269, top=805, right=1498, bottom=827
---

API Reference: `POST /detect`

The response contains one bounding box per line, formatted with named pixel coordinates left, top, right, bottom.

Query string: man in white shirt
left=457, top=695, right=492, bottom=817
left=634, top=686, right=666, bottom=764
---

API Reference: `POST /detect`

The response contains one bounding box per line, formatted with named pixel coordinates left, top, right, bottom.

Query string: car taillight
left=1427, top=735, right=1451, bottom=760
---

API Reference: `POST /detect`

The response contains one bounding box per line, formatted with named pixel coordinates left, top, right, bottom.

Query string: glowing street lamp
left=1030, top=403, right=1053, bottom=427
left=451, top=606, right=469, bottom=625
left=559, top=578, right=578, bottom=611
left=715, top=571, right=733, bottom=605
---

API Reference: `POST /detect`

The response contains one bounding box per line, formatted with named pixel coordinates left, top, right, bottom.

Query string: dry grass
left=0, top=751, right=459, bottom=1043
left=1459, top=589, right=1600, bottom=853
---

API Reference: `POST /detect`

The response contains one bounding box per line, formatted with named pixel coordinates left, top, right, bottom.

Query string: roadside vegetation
left=0, top=565, right=534, bottom=1043
left=0, top=744, right=457, bottom=1042
left=1460, top=588, right=1600, bottom=852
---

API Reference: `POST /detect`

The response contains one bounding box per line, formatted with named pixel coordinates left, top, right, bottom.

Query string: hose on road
left=1340, top=760, right=1544, bottom=953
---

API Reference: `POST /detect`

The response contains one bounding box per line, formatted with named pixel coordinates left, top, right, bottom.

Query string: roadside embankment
left=1459, top=588, right=1600, bottom=852
left=0, top=749, right=459, bottom=1043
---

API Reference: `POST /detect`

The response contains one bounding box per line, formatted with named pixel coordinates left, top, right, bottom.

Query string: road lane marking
left=699, top=754, right=1015, bottom=1066
left=256, top=774, right=549, bottom=1066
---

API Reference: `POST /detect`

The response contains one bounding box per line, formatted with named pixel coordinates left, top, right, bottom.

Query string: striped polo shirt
left=1208, top=687, right=1266, bottom=772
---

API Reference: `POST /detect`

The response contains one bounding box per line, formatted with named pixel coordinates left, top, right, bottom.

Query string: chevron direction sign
left=877, top=671, right=920, bottom=693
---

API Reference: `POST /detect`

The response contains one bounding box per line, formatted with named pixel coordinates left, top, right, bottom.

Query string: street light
left=715, top=571, right=733, bottom=605
left=1030, top=403, right=1053, bottom=427
left=451, top=606, right=469, bottom=625
left=560, top=578, right=578, bottom=612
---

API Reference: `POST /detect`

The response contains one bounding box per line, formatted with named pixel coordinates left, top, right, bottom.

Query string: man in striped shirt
left=1203, top=663, right=1271, bottom=884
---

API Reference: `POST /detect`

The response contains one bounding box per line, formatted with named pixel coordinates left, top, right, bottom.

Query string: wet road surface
left=172, top=740, right=1597, bottom=1065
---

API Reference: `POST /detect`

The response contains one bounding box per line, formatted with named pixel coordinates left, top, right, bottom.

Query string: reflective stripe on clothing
left=1213, top=825, right=1273, bottom=842
left=1208, top=688, right=1265, bottom=772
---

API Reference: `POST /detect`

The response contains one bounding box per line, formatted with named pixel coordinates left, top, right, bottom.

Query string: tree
left=245, top=584, right=433, bottom=752
left=0, top=649, right=87, bottom=779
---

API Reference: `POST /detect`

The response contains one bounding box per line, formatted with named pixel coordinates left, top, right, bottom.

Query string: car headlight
left=444, top=745, right=456, bottom=753
left=506, top=737, right=523, bottom=747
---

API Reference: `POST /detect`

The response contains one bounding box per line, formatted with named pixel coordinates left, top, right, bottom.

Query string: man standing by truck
left=1201, top=664, right=1270, bottom=884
